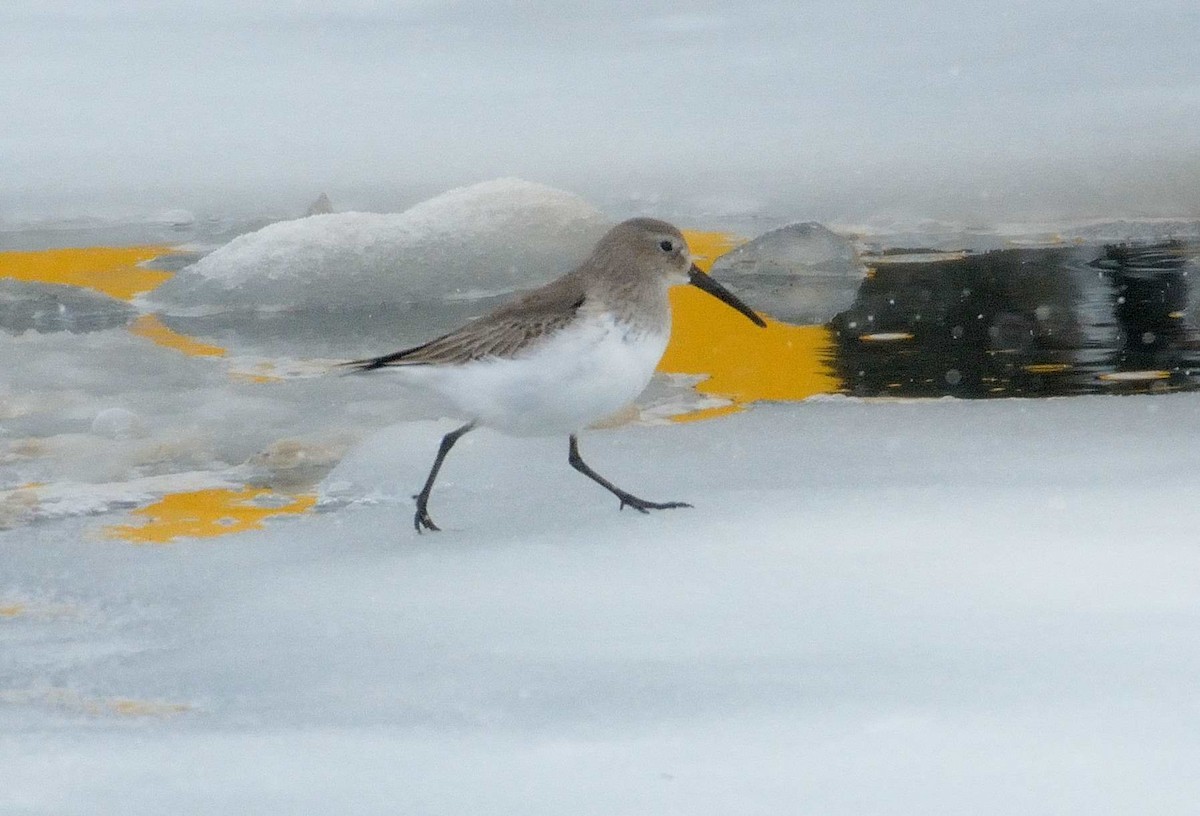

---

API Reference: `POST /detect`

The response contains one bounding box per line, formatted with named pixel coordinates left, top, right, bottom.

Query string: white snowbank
left=151, top=179, right=611, bottom=310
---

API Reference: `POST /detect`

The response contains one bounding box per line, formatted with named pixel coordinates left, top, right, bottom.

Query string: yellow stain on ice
left=0, top=604, right=26, bottom=618
left=107, top=487, right=316, bottom=544
left=128, top=314, right=227, bottom=357
left=660, top=230, right=841, bottom=419
left=0, top=246, right=174, bottom=301
left=670, top=403, right=745, bottom=424
left=229, top=361, right=283, bottom=383
left=229, top=370, right=281, bottom=383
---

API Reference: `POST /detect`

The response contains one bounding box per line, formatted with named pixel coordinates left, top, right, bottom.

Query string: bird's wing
left=344, top=272, right=588, bottom=370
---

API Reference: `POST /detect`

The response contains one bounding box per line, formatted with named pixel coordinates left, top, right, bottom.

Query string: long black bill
left=687, top=264, right=767, bottom=327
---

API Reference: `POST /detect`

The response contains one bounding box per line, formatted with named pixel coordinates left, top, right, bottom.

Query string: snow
left=5, top=396, right=1200, bottom=813
left=150, top=179, right=611, bottom=309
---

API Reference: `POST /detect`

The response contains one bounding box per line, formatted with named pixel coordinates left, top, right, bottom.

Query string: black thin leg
left=414, top=422, right=475, bottom=533
left=568, top=434, right=692, bottom=514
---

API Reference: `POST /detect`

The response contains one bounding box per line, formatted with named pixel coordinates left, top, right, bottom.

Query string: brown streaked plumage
left=348, top=271, right=589, bottom=369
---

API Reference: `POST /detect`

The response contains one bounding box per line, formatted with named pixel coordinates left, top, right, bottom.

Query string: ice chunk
left=152, top=209, right=196, bottom=228
left=304, top=192, right=334, bottom=217
left=243, top=436, right=353, bottom=490
left=90, top=407, right=147, bottom=440
left=713, top=222, right=863, bottom=278
left=152, top=178, right=611, bottom=310
left=710, top=222, right=866, bottom=324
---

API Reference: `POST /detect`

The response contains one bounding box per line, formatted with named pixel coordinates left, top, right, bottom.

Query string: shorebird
left=345, top=217, right=766, bottom=532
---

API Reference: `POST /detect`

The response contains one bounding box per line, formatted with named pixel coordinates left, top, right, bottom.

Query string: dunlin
left=346, top=217, right=766, bottom=532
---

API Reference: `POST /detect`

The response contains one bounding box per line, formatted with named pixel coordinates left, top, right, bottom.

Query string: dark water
left=829, top=241, right=1200, bottom=398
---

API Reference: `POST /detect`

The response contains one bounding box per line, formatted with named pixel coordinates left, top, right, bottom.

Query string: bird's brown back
left=345, top=270, right=589, bottom=369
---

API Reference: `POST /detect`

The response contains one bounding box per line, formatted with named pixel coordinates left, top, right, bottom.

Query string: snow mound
left=152, top=179, right=611, bottom=310
left=711, top=222, right=866, bottom=324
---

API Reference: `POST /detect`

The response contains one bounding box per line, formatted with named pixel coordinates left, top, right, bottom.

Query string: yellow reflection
left=661, top=287, right=840, bottom=404
left=861, top=332, right=914, bottom=342
left=0, top=246, right=174, bottom=301
left=128, top=314, right=227, bottom=357
left=1098, top=370, right=1170, bottom=382
left=108, top=487, right=315, bottom=544
left=681, top=229, right=746, bottom=272
left=661, top=230, right=842, bottom=418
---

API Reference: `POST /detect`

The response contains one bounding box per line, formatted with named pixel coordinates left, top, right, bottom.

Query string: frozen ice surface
left=711, top=222, right=866, bottom=324
left=0, top=280, right=135, bottom=335
left=1062, top=219, right=1200, bottom=244
left=5, top=396, right=1200, bottom=814
left=0, top=326, right=427, bottom=495
left=151, top=179, right=611, bottom=310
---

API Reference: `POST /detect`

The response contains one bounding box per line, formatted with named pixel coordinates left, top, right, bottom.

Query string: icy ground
left=4, top=396, right=1200, bottom=814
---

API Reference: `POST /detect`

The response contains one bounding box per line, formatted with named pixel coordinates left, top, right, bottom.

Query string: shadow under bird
left=345, top=217, right=766, bottom=532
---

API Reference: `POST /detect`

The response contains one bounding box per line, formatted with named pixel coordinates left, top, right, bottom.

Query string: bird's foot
left=413, top=495, right=441, bottom=533
left=617, top=495, right=693, bottom=514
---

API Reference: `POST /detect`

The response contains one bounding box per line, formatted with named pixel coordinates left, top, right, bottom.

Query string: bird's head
left=597, top=217, right=766, bottom=327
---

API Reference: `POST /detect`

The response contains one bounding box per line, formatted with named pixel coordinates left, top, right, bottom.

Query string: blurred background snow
left=3, top=0, right=1198, bottom=226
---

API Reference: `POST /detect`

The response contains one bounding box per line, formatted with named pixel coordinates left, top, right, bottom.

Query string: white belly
left=397, top=315, right=669, bottom=436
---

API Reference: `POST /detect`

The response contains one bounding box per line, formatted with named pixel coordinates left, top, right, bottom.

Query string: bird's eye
left=659, top=239, right=674, bottom=252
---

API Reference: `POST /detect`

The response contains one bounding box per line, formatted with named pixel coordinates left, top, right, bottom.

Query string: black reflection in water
left=829, top=241, right=1200, bottom=398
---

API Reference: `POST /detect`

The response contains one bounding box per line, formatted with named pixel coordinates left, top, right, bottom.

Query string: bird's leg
left=413, top=422, right=475, bottom=533
left=568, top=434, right=692, bottom=513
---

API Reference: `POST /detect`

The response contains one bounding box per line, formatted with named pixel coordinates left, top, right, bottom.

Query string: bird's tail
left=337, top=342, right=432, bottom=372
